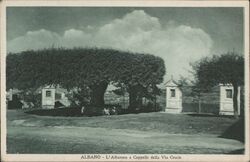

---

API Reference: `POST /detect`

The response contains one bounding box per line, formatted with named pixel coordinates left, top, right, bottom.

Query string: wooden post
left=155, top=94, right=157, bottom=111
left=198, top=98, right=201, bottom=114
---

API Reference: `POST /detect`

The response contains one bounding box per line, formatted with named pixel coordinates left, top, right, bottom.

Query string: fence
left=182, top=96, right=220, bottom=115
left=104, top=88, right=221, bottom=114
left=104, top=91, right=165, bottom=111
left=104, top=91, right=129, bottom=109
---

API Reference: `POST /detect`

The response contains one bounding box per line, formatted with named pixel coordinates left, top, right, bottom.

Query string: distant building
left=6, top=88, right=23, bottom=109
left=6, top=88, right=21, bottom=102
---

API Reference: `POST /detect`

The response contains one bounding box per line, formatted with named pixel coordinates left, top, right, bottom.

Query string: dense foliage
left=7, top=48, right=165, bottom=108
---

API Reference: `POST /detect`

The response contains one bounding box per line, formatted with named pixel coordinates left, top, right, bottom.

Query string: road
left=7, top=125, right=244, bottom=154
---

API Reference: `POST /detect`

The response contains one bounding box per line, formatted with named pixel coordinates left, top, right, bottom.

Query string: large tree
left=191, top=52, right=244, bottom=118
left=113, top=53, right=165, bottom=110
left=7, top=48, right=165, bottom=107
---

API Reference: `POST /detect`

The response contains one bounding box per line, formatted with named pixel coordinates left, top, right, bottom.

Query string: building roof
left=42, top=85, right=68, bottom=94
left=218, top=83, right=233, bottom=87
left=56, top=87, right=68, bottom=94
left=43, top=85, right=56, bottom=89
left=164, top=79, right=179, bottom=87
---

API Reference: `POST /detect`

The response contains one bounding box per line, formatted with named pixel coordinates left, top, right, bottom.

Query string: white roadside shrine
left=42, top=85, right=56, bottom=109
left=41, top=85, right=71, bottom=109
left=219, top=84, right=240, bottom=115
left=165, top=79, right=183, bottom=113
left=164, top=80, right=241, bottom=115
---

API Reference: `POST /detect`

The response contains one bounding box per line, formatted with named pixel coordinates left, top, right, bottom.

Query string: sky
left=7, top=7, right=244, bottom=82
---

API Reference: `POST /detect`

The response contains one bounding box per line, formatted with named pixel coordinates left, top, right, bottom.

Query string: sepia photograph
left=0, top=0, right=249, bottom=162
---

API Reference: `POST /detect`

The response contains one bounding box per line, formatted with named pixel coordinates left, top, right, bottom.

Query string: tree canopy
left=7, top=48, right=165, bottom=107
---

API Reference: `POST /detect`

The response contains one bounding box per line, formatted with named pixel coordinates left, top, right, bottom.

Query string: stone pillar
left=165, top=79, right=182, bottom=113
left=219, top=84, right=240, bottom=115
left=42, top=86, right=56, bottom=109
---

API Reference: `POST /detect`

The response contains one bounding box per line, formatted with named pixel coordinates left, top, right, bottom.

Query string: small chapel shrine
left=219, top=84, right=241, bottom=115
left=165, top=78, right=183, bottom=113
left=164, top=78, right=241, bottom=115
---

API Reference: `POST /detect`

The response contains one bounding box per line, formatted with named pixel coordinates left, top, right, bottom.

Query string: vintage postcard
left=0, top=0, right=249, bottom=162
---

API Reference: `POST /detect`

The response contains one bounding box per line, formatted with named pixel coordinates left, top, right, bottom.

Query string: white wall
left=165, top=86, right=182, bottom=113
left=42, top=88, right=55, bottom=109
left=219, top=85, right=240, bottom=115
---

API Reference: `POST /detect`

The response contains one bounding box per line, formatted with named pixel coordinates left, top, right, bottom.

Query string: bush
left=101, top=104, right=123, bottom=115
left=83, top=106, right=104, bottom=116
left=25, top=103, right=162, bottom=117
left=142, top=102, right=161, bottom=112
left=57, top=103, right=126, bottom=116
left=125, top=102, right=161, bottom=114
left=25, top=106, right=110, bottom=117
left=25, top=107, right=82, bottom=117
left=7, top=100, right=23, bottom=109
left=7, top=94, right=23, bottom=109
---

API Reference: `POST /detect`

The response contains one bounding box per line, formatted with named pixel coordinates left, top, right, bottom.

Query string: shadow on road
left=187, top=113, right=234, bottom=119
left=226, top=149, right=245, bottom=154
left=219, top=117, right=244, bottom=143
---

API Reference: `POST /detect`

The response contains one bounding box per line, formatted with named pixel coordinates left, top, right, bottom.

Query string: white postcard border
left=1, top=1, right=249, bottom=162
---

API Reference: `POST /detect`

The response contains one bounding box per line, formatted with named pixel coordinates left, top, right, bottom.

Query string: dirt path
left=7, top=125, right=244, bottom=154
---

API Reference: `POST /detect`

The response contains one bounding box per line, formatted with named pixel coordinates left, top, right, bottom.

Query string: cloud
left=62, top=29, right=92, bottom=48
left=8, top=29, right=61, bottom=52
left=7, top=10, right=213, bottom=80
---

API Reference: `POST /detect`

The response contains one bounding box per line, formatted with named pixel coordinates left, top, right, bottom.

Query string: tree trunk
left=89, top=81, right=108, bottom=107
left=137, top=91, right=143, bottom=109
left=128, top=85, right=142, bottom=111
left=128, top=88, right=137, bottom=110
left=154, top=94, right=157, bottom=111
left=198, top=99, right=201, bottom=114
left=233, top=83, right=239, bottom=119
